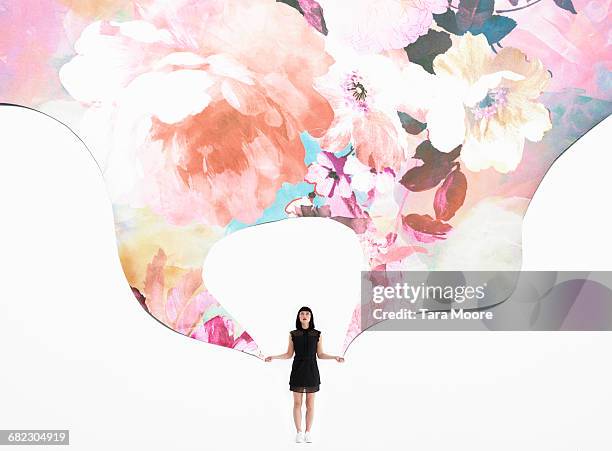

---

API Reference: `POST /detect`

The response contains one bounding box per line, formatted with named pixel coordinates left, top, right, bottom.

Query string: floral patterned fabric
left=1, top=0, right=610, bottom=358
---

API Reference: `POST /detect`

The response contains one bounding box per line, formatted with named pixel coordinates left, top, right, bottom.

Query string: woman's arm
left=316, top=334, right=345, bottom=362
left=264, top=333, right=294, bottom=362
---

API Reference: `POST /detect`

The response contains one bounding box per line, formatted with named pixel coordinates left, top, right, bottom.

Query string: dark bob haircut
left=295, top=306, right=315, bottom=330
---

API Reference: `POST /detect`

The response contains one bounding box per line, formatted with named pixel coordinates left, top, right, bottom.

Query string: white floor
left=1, top=107, right=611, bottom=450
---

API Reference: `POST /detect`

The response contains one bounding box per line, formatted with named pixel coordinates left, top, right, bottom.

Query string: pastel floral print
left=313, top=41, right=422, bottom=173
left=317, top=0, right=449, bottom=53
left=305, top=150, right=353, bottom=199
left=0, top=0, right=610, bottom=357
left=59, top=0, right=335, bottom=227
left=501, top=0, right=611, bottom=99
left=426, top=33, right=553, bottom=173
left=143, top=247, right=258, bottom=353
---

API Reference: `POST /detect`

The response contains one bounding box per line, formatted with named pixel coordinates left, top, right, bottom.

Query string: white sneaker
left=295, top=431, right=305, bottom=443
left=304, top=431, right=312, bottom=443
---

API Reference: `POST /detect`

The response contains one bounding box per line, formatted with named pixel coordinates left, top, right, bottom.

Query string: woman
left=264, top=306, right=345, bottom=443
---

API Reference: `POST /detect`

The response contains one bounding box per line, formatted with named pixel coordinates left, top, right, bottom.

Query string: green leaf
left=553, top=0, right=577, bottom=13
left=277, top=0, right=303, bottom=12
left=456, top=0, right=494, bottom=33
left=473, top=15, right=517, bottom=44
left=397, top=111, right=427, bottom=135
left=404, top=29, right=452, bottom=74
left=433, top=10, right=464, bottom=35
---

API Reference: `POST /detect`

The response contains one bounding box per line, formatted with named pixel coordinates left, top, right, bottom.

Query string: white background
left=0, top=105, right=611, bottom=450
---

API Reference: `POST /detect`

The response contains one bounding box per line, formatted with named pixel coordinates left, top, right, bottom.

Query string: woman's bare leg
left=305, top=392, right=315, bottom=432
left=292, top=392, right=304, bottom=432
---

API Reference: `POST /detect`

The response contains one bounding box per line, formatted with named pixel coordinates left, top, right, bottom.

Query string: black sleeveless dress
left=289, top=328, right=321, bottom=393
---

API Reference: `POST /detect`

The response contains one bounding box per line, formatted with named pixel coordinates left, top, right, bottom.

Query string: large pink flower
left=59, top=0, right=334, bottom=226
left=317, top=0, right=448, bottom=54
left=501, top=0, right=611, bottom=99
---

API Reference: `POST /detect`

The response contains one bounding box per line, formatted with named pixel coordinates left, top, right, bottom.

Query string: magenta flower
left=305, top=151, right=353, bottom=198
left=191, top=316, right=258, bottom=353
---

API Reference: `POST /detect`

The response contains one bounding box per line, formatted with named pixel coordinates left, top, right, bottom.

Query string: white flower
left=426, top=33, right=552, bottom=174
left=313, top=39, right=427, bottom=172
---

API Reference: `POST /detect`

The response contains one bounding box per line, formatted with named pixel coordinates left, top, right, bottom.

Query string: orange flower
left=60, top=0, right=334, bottom=226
